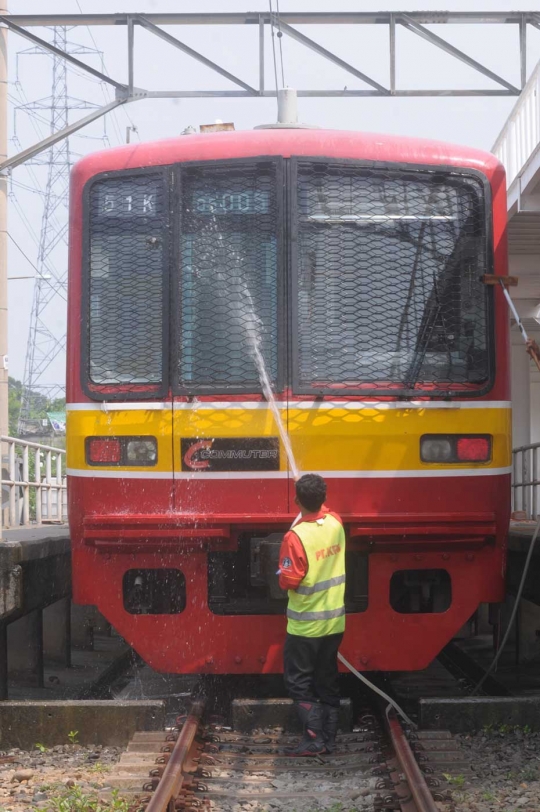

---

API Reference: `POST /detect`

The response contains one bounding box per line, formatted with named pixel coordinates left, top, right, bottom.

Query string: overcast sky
left=8, top=0, right=540, bottom=388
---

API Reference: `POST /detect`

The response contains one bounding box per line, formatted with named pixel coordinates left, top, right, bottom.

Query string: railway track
left=105, top=696, right=467, bottom=812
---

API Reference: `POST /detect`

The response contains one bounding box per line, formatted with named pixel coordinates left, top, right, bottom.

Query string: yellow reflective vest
left=287, top=512, right=346, bottom=638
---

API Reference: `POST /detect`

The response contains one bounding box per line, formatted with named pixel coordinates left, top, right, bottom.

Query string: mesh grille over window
left=294, top=162, right=490, bottom=396
left=178, top=162, right=279, bottom=390
left=87, top=173, right=166, bottom=391
left=84, top=159, right=492, bottom=400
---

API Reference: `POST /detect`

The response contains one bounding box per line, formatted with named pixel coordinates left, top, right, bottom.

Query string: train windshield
left=86, top=173, right=167, bottom=390
left=294, top=162, right=490, bottom=394
left=84, top=159, right=490, bottom=398
left=179, top=163, right=279, bottom=390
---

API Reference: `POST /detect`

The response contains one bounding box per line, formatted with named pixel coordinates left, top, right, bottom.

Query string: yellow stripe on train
left=67, top=405, right=511, bottom=473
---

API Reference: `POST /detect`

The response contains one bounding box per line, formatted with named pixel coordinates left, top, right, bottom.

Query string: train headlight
left=421, top=435, right=491, bottom=464
left=420, top=437, right=453, bottom=462
left=126, top=438, right=158, bottom=465
left=86, top=436, right=158, bottom=466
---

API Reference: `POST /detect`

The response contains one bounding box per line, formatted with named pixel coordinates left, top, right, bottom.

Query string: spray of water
left=239, top=285, right=300, bottom=480
left=194, top=214, right=300, bottom=480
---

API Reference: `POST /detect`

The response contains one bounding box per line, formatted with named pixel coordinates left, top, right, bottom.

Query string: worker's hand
left=526, top=339, right=540, bottom=358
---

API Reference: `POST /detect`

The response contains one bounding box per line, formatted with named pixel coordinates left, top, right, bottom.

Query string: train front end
left=67, top=128, right=510, bottom=673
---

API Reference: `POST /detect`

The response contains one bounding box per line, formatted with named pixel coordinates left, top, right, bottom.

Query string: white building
left=493, top=63, right=540, bottom=476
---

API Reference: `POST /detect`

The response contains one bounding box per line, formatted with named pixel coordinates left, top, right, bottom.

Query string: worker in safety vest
left=278, top=473, right=345, bottom=756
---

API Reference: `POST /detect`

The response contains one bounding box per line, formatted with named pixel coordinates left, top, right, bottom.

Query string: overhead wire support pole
left=389, top=13, right=396, bottom=95
left=520, top=13, right=527, bottom=89
left=259, top=14, right=265, bottom=95
left=127, top=15, right=134, bottom=97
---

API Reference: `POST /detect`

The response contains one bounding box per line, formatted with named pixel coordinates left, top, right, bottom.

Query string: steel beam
left=1, top=13, right=537, bottom=27
left=0, top=17, right=125, bottom=91
left=390, top=14, right=396, bottom=95
left=399, top=13, right=520, bottom=94
left=529, top=12, right=540, bottom=33
left=271, top=16, right=389, bottom=95
left=142, top=88, right=518, bottom=99
left=0, top=9, right=532, bottom=173
left=259, top=15, right=265, bottom=95
left=136, top=15, right=257, bottom=95
left=127, top=15, right=134, bottom=96
left=0, top=99, right=125, bottom=173
left=520, top=14, right=527, bottom=88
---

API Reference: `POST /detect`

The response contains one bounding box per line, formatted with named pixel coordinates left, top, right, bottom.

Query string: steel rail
left=385, top=710, right=438, bottom=812
left=145, top=699, right=205, bottom=812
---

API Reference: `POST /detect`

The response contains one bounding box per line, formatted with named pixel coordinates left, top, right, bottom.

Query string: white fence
left=512, top=442, right=540, bottom=519
left=1, top=436, right=66, bottom=528
left=492, top=60, right=540, bottom=189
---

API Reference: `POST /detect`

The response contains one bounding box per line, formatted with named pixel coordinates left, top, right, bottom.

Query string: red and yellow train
left=67, top=127, right=511, bottom=674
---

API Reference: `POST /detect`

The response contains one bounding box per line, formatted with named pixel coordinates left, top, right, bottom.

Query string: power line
left=7, top=233, right=61, bottom=296
left=275, top=0, right=286, bottom=89
left=268, top=0, right=280, bottom=98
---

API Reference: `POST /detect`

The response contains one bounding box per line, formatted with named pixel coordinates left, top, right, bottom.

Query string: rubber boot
left=322, top=705, right=340, bottom=754
left=284, top=701, right=326, bottom=756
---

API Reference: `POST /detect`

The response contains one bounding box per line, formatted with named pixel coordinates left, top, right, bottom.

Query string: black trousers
left=283, top=632, right=343, bottom=708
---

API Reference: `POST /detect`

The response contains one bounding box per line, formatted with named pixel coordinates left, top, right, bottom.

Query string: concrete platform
left=508, top=520, right=540, bottom=551
left=231, top=697, right=352, bottom=733
left=6, top=632, right=131, bottom=701
left=0, top=524, right=70, bottom=559
left=419, top=696, right=540, bottom=732
left=0, top=699, right=165, bottom=748
left=0, top=525, right=132, bottom=702
left=0, top=525, right=71, bottom=626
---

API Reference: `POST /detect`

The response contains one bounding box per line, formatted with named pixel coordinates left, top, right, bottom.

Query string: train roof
left=71, top=127, right=504, bottom=187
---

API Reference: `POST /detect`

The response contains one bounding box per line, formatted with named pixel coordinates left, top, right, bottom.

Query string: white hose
left=471, top=516, right=540, bottom=695
left=337, top=651, right=417, bottom=729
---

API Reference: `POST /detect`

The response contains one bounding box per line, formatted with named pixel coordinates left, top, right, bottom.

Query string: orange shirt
left=278, top=507, right=343, bottom=591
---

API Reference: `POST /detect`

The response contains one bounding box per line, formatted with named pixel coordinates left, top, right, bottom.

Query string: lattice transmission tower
left=15, top=27, right=108, bottom=435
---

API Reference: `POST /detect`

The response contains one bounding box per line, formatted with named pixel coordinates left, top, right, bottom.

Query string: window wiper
left=403, top=280, right=448, bottom=390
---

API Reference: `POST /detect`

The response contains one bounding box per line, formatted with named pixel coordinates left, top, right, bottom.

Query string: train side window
left=123, top=569, right=186, bottom=615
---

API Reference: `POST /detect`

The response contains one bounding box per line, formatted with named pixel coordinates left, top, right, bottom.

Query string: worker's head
left=295, top=474, right=327, bottom=514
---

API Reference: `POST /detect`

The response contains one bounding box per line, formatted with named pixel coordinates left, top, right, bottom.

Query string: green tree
left=8, top=377, right=66, bottom=438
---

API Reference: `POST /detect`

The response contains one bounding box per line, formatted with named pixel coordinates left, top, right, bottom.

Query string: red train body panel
left=67, top=128, right=511, bottom=673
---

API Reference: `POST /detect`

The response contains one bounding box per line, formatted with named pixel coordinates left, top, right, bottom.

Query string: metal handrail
left=492, top=59, right=540, bottom=189
left=0, top=435, right=66, bottom=529
left=512, top=442, right=540, bottom=519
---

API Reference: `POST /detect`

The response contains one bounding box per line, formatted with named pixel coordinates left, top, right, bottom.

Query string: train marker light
left=86, top=436, right=158, bottom=466
left=456, top=437, right=491, bottom=462
left=421, top=435, right=491, bottom=464
left=87, top=438, right=121, bottom=465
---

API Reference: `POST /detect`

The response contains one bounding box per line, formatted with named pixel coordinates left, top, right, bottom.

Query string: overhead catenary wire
left=8, top=233, right=66, bottom=302
left=274, top=0, right=286, bottom=90
left=268, top=1, right=280, bottom=101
